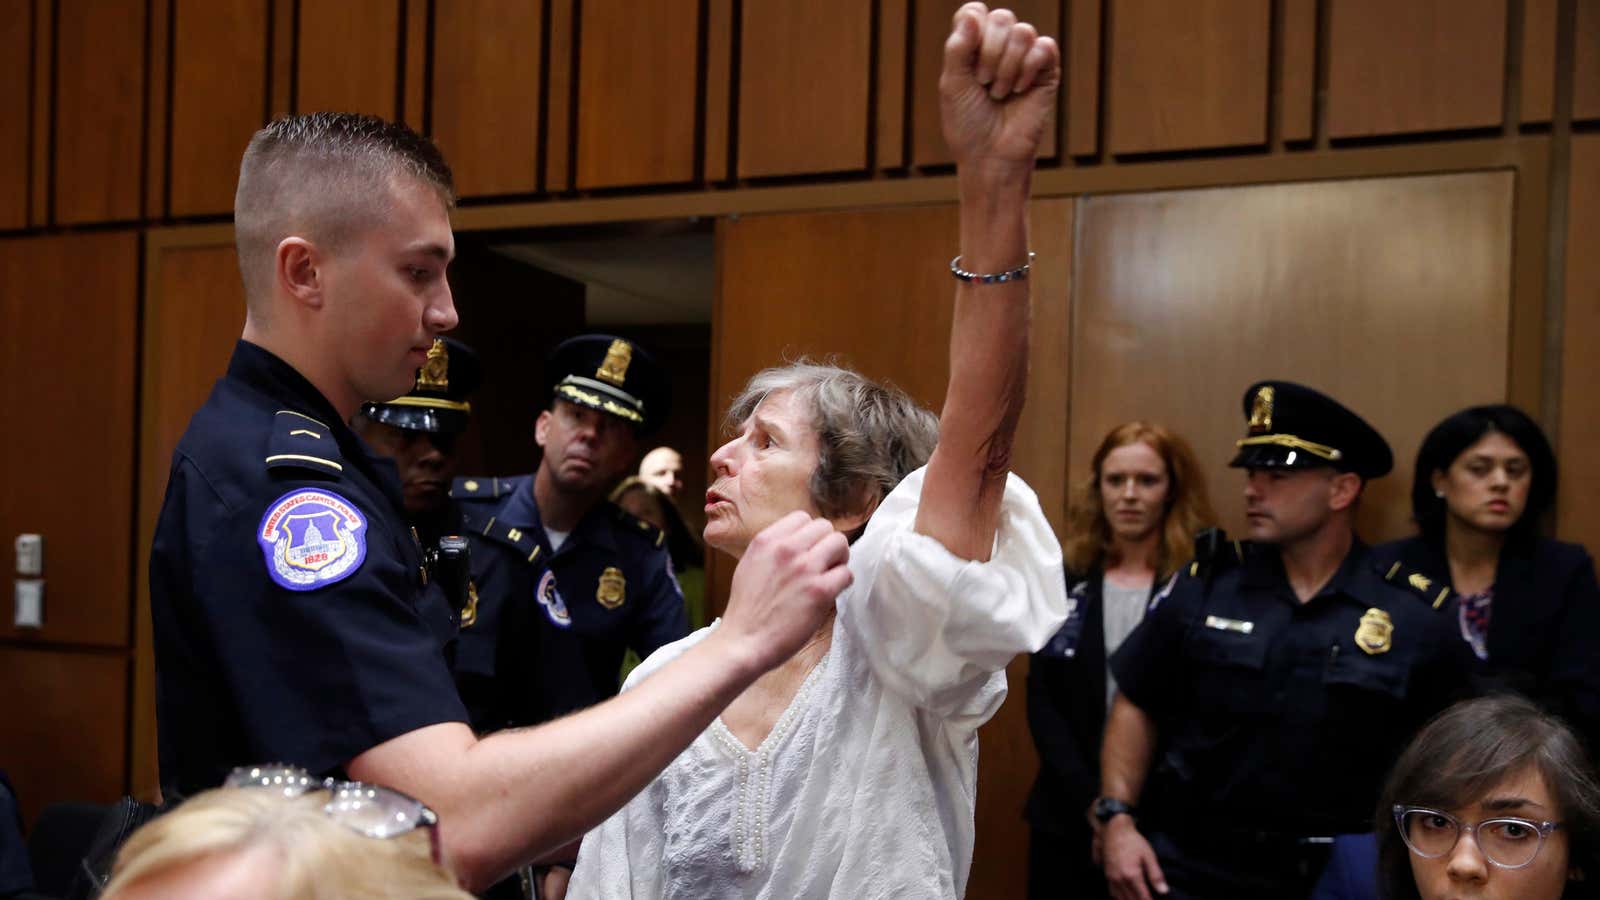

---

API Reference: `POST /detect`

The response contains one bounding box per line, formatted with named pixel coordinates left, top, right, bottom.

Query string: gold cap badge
left=416, top=338, right=449, bottom=390
left=597, top=566, right=627, bottom=610
left=595, top=340, right=633, bottom=387
left=1355, top=608, right=1394, bottom=655
left=1248, top=386, right=1275, bottom=435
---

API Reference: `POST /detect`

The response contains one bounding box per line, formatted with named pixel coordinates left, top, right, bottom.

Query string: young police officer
left=1093, top=382, right=1475, bottom=900
left=147, top=113, right=851, bottom=892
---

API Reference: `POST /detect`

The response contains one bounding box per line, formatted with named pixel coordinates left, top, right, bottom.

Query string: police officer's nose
left=428, top=283, right=459, bottom=334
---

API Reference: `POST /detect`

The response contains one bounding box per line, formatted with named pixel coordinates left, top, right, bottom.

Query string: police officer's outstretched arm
left=914, top=3, right=1059, bottom=561
left=348, top=510, right=849, bottom=890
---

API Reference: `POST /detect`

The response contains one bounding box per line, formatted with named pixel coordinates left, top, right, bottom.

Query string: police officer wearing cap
left=354, top=338, right=595, bottom=744
left=1093, top=381, right=1476, bottom=900
left=354, top=336, right=480, bottom=546
left=453, top=335, right=689, bottom=706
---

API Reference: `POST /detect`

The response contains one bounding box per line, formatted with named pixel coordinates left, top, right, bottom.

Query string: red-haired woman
left=1026, top=422, right=1217, bottom=899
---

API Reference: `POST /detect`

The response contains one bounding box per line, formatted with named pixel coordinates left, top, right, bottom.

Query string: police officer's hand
left=1102, top=817, right=1169, bottom=900
left=940, top=3, right=1060, bottom=168
left=721, top=512, right=852, bottom=671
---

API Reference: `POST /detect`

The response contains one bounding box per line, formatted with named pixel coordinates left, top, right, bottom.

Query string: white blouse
left=566, top=467, right=1069, bottom=899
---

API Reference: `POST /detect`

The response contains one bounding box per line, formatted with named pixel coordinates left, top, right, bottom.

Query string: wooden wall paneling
left=574, top=0, right=698, bottom=189
left=0, top=648, right=128, bottom=826
left=710, top=199, right=1073, bottom=899
left=1066, top=0, right=1102, bottom=157
left=736, top=0, right=871, bottom=178
left=545, top=0, right=574, bottom=192
left=703, top=0, right=733, bottom=182
left=143, top=0, right=171, bottom=219
left=402, top=0, right=428, bottom=131
left=268, top=0, right=294, bottom=118
left=1558, top=136, right=1600, bottom=549
left=1278, top=0, right=1317, bottom=143
left=430, top=0, right=542, bottom=198
left=911, top=0, right=1059, bottom=167
left=1325, top=0, right=1507, bottom=139
left=0, top=0, right=30, bottom=229
left=28, top=0, right=50, bottom=227
left=1070, top=172, right=1514, bottom=543
left=296, top=0, right=401, bottom=118
left=1576, top=1, right=1600, bottom=123
left=1520, top=0, right=1557, bottom=125
left=0, top=233, right=139, bottom=646
left=875, top=0, right=908, bottom=170
left=131, top=233, right=249, bottom=799
left=53, top=0, right=146, bottom=225
left=169, top=0, right=269, bottom=218
left=1105, top=0, right=1271, bottom=156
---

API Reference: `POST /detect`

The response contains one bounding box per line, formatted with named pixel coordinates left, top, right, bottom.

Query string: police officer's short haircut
left=724, top=361, right=939, bottom=542
left=233, top=112, right=455, bottom=313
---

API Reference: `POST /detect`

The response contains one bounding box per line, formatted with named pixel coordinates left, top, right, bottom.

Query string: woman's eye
left=1494, top=821, right=1533, bottom=840
left=1422, top=815, right=1452, bottom=831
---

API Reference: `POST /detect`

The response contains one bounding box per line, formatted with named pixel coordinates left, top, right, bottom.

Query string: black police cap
left=361, top=336, right=481, bottom=435
left=1228, top=380, right=1393, bottom=480
left=546, top=334, right=670, bottom=434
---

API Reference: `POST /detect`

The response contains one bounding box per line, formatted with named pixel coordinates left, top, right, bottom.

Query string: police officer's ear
left=1327, top=470, right=1364, bottom=512
left=276, top=236, right=326, bottom=310
left=534, top=407, right=554, bottom=449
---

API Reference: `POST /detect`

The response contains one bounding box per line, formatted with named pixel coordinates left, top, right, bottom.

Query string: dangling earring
left=1434, top=489, right=1445, bottom=498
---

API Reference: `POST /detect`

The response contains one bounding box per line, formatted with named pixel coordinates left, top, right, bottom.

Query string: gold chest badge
left=1355, top=608, right=1394, bottom=655
left=597, top=566, right=627, bottom=610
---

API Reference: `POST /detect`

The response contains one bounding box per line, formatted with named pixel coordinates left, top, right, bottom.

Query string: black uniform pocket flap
left=1186, top=625, right=1268, bottom=671
left=1324, top=650, right=1410, bottom=699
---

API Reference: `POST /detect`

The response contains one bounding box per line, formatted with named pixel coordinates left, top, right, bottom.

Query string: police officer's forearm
left=1099, top=692, right=1157, bottom=806
left=348, top=627, right=766, bottom=890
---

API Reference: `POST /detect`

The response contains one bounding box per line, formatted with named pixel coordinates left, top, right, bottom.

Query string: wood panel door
left=0, top=647, right=129, bottom=826
left=130, top=232, right=249, bottom=799
left=712, top=200, right=1073, bottom=899
left=0, top=233, right=139, bottom=646
left=1071, top=172, right=1515, bottom=543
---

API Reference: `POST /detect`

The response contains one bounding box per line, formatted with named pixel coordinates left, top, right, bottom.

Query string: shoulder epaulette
left=458, top=506, right=544, bottom=565
left=1184, top=527, right=1247, bottom=580
left=1382, top=560, right=1453, bottom=611
left=450, top=476, right=512, bottom=501
left=610, top=503, right=666, bottom=548
left=264, top=410, right=344, bottom=477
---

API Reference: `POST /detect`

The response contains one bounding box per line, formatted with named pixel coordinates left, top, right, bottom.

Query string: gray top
left=1102, top=576, right=1152, bottom=710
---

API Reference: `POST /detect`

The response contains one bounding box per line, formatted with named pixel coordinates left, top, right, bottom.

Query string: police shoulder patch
left=257, top=488, right=368, bottom=591
left=536, top=569, right=572, bottom=627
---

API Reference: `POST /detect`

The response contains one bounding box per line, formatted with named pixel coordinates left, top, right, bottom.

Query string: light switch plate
left=15, top=534, right=43, bottom=576
left=14, top=579, right=43, bottom=628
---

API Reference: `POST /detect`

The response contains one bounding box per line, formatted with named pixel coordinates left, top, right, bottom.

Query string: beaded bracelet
left=949, top=252, right=1035, bottom=284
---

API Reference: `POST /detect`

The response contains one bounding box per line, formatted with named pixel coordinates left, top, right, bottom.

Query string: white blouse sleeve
left=836, top=466, right=1068, bottom=724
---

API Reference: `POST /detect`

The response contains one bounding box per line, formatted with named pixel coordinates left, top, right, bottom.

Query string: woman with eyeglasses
left=99, top=766, right=470, bottom=899
left=1378, top=694, right=1600, bottom=900
left=1376, top=405, right=1600, bottom=750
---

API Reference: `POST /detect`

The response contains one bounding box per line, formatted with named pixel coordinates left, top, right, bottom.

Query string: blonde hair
left=1064, top=421, right=1217, bottom=580
left=102, top=787, right=471, bottom=900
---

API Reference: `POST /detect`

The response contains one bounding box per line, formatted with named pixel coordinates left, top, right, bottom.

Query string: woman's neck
left=1444, top=518, right=1504, bottom=595
left=1105, top=531, right=1160, bottom=588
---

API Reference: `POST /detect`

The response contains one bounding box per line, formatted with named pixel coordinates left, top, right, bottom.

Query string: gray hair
left=725, top=361, right=939, bottom=537
left=234, top=112, right=455, bottom=313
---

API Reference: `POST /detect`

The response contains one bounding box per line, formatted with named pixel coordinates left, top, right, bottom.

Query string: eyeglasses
left=225, top=764, right=442, bottom=864
left=1393, top=804, right=1562, bottom=869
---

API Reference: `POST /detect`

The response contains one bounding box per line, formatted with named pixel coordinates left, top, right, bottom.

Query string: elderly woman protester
left=565, top=5, right=1066, bottom=898
left=1025, top=422, right=1216, bottom=900
left=1376, top=405, right=1600, bottom=750
left=1377, top=694, right=1600, bottom=900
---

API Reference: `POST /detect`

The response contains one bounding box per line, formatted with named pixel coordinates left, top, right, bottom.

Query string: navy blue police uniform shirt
left=452, top=475, right=689, bottom=702
left=1109, top=539, right=1474, bottom=838
left=428, top=489, right=598, bottom=732
left=149, top=341, right=468, bottom=799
